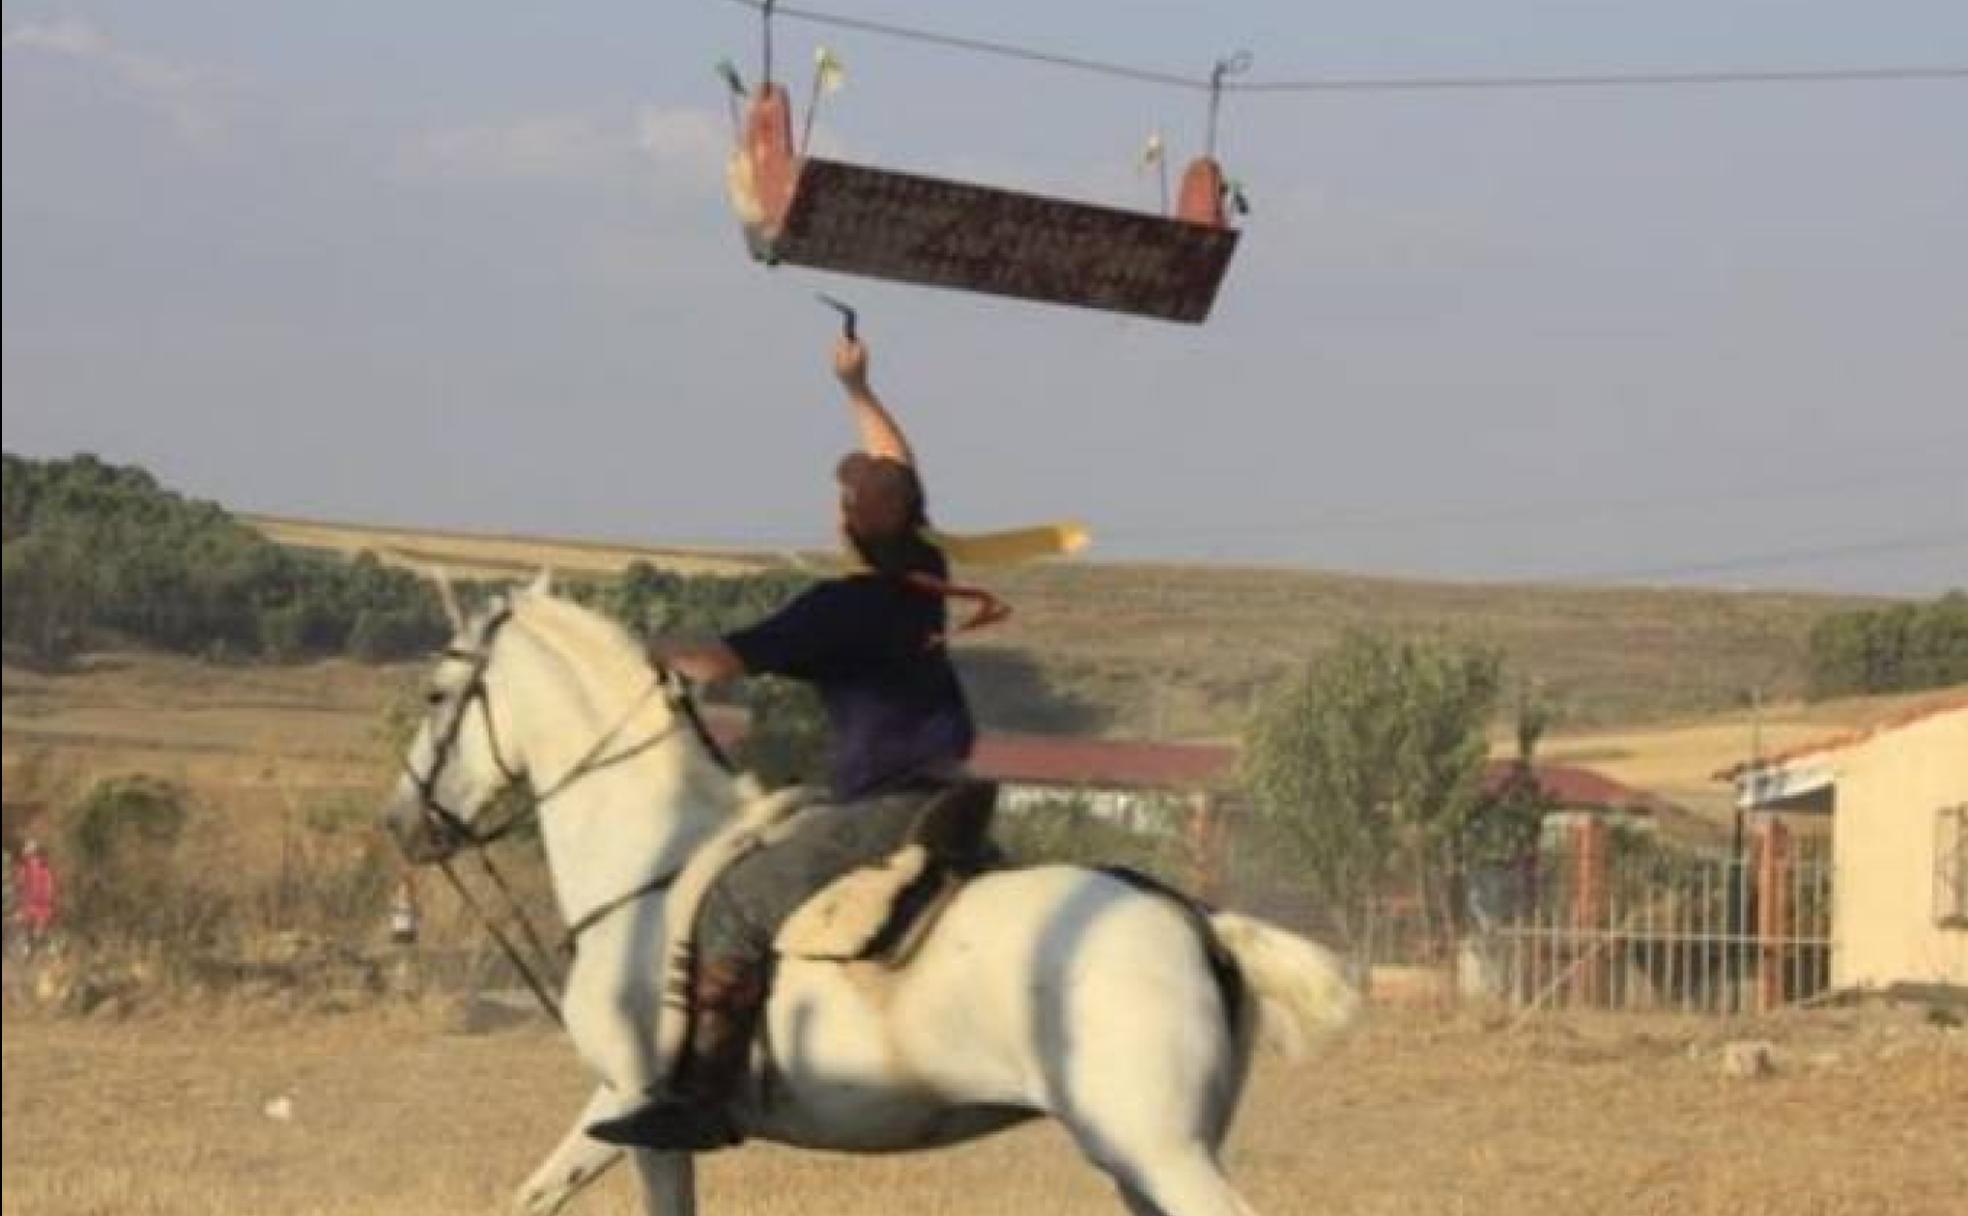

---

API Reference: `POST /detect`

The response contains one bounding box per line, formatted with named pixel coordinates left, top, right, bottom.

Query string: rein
left=402, top=612, right=737, bottom=1025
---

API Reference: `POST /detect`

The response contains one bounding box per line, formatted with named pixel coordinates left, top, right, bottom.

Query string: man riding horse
left=587, top=334, right=991, bottom=1151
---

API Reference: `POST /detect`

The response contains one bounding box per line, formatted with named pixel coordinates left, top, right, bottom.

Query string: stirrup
left=586, top=1096, right=742, bottom=1153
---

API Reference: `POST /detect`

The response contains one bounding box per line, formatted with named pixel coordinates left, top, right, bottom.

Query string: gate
left=1471, top=819, right=1834, bottom=1014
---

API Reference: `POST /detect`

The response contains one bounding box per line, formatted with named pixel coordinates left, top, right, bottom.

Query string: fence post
left=1756, top=817, right=1792, bottom=1013
left=1187, top=792, right=1227, bottom=903
left=1572, top=817, right=1611, bottom=1007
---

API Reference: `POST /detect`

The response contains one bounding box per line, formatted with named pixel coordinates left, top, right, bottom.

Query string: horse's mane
left=502, top=584, right=749, bottom=807
left=507, top=586, right=655, bottom=701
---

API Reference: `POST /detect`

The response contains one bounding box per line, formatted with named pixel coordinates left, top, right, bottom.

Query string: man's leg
left=585, top=847, right=779, bottom=1152
left=586, top=796, right=927, bottom=1151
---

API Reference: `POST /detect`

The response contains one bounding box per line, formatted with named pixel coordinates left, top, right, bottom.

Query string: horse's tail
left=1208, top=912, right=1360, bottom=1058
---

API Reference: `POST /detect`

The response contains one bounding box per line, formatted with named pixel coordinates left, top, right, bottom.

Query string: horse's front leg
left=628, top=1149, right=697, bottom=1216
left=514, top=1086, right=698, bottom=1216
left=514, top=1086, right=626, bottom=1216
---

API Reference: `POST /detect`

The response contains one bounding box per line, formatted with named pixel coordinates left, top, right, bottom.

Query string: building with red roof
left=1723, top=695, right=1967, bottom=993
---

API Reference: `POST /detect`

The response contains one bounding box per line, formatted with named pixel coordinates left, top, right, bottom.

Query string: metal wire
left=717, top=0, right=1968, bottom=95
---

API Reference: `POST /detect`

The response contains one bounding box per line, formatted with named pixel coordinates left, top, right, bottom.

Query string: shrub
left=61, top=776, right=230, bottom=950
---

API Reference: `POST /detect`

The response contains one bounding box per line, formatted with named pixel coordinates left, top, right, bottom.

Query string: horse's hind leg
left=1054, top=922, right=1257, bottom=1215
left=1059, top=1017, right=1258, bottom=1216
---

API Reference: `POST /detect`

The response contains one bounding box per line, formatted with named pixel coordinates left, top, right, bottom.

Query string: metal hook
left=761, top=0, right=779, bottom=87
left=1205, top=50, right=1252, bottom=160
left=817, top=292, right=858, bottom=340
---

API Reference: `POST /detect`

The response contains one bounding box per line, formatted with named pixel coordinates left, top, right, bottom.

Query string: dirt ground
left=4, top=998, right=1962, bottom=1216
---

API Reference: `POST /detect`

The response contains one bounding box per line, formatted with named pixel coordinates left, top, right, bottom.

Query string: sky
left=4, top=1, right=1965, bottom=594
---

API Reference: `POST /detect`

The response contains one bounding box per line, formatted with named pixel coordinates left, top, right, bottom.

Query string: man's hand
left=833, top=337, right=870, bottom=394
left=833, top=334, right=915, bottom=465
left=648, top=639, right=745, bottom=686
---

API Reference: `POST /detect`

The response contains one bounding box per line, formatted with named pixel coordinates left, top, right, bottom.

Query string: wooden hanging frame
left=729, top=79, right=1242, bottom=324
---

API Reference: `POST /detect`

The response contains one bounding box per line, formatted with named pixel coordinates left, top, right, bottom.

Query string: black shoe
left=586, top=1096, right=742, bottom=1152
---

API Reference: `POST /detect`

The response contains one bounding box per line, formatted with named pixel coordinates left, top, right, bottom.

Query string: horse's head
left=379, top=580, right=532, bottom=864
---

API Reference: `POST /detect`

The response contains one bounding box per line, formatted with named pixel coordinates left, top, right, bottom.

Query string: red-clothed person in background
left=15, top=839, right=57, bottom=943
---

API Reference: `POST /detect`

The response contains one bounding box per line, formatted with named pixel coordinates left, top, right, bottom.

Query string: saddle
left=775, top=780, right=999, bottom=964
left=654, top=781, right=999, bottom=1073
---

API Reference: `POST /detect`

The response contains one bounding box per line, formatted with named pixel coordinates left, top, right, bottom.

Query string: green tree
left=1240, top=632, right=1507, bottom=964
left=2, top=452, right=447, bottom=662
left=1807, top=591, right=1968, bottom=697
left=1, top=526, right=94, bottom=661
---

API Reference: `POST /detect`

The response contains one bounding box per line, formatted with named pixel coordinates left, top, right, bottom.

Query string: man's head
left=836, top=452, right=924, bottom=540
left=835, top=453, right=932, bottom=575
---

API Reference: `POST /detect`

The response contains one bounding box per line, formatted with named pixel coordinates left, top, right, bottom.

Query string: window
left=1939, top=806, right=1968, bottom=929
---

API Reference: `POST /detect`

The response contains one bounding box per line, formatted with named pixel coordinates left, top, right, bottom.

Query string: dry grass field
left=242, top=513, right=1878, bottom=736
left=4, top=999, right=1963, bottom=1216
left=7, top=651, right=1960, bottom=857
left=1532, top=685, right=1968, bottom=828
left=2, top=654, right=406, bottom=866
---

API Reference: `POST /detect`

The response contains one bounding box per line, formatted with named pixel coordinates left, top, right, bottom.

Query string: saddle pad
left=774, top=844, right=931, bottom=962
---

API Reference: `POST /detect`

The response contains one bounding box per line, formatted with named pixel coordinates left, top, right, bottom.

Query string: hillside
left=243, top=514, right=1877, bottom=735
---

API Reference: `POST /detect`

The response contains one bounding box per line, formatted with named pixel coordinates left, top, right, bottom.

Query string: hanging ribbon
left=905, top=573, right=1013, bottom=645
left=922, top=522, right=1090, bottom=566
left=1139, top=129, right=1169, bottom=214
left=801, top=45, right=847, bottom=155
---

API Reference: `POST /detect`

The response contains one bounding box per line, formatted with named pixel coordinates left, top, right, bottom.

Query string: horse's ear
left=424, top=565, right=465, bottom=632
left=529, top=568, right=556, bottom=597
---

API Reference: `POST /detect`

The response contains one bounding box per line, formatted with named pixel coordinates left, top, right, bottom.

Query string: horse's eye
left=426, top=690, right=447, bottom=707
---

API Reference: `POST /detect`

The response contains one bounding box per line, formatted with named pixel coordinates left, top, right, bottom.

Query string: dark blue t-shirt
left=725, top=568, right=975, bottom=800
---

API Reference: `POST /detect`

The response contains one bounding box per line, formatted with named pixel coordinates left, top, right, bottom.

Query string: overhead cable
left=720, top=0, right=1968, bottom=95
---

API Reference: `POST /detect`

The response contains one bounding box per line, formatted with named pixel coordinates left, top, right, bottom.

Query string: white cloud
left=633, top=106, right=726, bottom=181
left=404, top=106, right=727, bottom=195
left=412, top=114, right=625, bottom=183
left=3, top=19, right=217, bottom=144
left=3, top=18, right=110, bottom=57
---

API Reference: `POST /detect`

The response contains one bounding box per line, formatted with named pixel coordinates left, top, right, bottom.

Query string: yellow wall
left=1831, top=708, right=1968, bottom=989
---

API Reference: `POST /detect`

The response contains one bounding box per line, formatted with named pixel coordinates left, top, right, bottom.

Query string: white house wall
left=1831, top=708, right=1968, bottom=990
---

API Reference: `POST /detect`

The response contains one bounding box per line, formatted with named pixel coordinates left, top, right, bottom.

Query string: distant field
left=1, top=654, right=404, bottom=866
left=7, top=652, right=1959, bottom=863
left=245, top=514, right=1880, bottom=735
left=245, top=514, right=785, bottom=581
left=0, top=512, right=1924, bottom=858
left=1533, top=685, right=1968, bottom=828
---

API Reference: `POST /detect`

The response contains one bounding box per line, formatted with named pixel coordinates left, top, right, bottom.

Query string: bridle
left=401, top=607, right=529, bottom=852
left=399, top=604, right=737, bottom=1025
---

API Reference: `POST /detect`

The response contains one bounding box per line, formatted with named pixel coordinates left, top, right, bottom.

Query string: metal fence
left=1466, top=829, right=1834, bottom=1014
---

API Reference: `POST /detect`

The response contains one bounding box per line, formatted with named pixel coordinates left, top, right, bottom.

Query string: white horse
left=379, top=581, right=1357, bottom=1216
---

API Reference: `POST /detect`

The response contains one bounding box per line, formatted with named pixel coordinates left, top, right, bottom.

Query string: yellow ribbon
left=814, top=46, right=847, bottom=94
left=835, top=522, right=1090, bottom=573
left=921, top=522, right=1089, bottom=566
